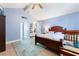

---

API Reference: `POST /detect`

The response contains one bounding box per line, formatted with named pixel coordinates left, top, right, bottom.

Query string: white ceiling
left=0, top=3, right=79, bottom=21
left=28, top=3, right=79, bottom=21
left=0, top=3, right=28, bottom=8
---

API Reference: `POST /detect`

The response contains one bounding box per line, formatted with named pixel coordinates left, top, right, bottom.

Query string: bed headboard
left=49, top=26, right=65, bottom=33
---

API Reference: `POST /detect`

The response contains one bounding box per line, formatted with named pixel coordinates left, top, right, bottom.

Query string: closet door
left=0, top=16, right=5, bottom=52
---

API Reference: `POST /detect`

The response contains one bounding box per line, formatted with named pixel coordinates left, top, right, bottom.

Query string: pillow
left=54, top=32, right=62, bottom=34
left=63, top=40, right=73, bottom=47
left=54, top=32, right=64, bottom=38
left=48, top=31, right=54, bottom=34
left=49, top=32, right=64, bottom=40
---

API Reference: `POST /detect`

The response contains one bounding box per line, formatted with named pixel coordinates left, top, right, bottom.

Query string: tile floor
left=0, top=43, right=58, bottom=56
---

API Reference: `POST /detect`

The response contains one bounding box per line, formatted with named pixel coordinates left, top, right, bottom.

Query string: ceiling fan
left=24, top=3, right=43, bottom=11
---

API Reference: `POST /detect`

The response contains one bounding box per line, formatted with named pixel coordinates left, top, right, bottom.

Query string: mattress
left=36, top=32, right=79, bottom=48
left=37, top=32, right=64, bottom=41
left=37, top=33, right=73, bottom=46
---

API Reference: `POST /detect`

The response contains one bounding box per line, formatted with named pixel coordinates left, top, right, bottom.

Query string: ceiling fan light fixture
left=32, top=4, right=36, bottom=9
left=24, top=3, right=43, bottom=11
left=38, top=4, right=43, bottom=8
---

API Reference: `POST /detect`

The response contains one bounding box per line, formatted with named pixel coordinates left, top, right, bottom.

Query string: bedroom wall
left=39, top=12, right=79, bottom=33
left=4, top=8, right=28, bottom=41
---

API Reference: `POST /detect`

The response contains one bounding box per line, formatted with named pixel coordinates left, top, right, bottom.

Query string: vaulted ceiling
left=28, top=3, right=79, bottom=21
left=0, top=3, right=28, bottom=8
left=0, top=3, right=79, bottom=21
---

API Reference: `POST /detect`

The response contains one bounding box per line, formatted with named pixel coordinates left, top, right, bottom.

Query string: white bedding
left=37, top=32, right=64, bottom=41
left=37, top=32, right=79, bottom=47
left=37, top=32, right=73, bottom=46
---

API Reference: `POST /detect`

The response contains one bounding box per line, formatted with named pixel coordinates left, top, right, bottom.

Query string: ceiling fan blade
left=38, top=4, right=43, bottom=8
left=24, top=4, right=31, bottom=11
left=32, top=4, right=36, bottom=9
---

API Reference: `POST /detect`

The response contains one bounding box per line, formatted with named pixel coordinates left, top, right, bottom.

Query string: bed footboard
left=35, top=35, right=37, bottom=45
left=35, top=34, right=63, bottom=53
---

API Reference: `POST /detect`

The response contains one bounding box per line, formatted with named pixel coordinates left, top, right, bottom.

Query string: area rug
left=11, top=38, right=46, bottom=56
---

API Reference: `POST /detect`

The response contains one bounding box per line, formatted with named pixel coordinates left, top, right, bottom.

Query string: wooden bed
left=35, top=26, right=66, bottom=54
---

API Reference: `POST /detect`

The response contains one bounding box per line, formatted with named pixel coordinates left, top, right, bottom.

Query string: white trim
left=6, top=39, right=20, bottom=44
left=20, top=23, right=24, bottom=41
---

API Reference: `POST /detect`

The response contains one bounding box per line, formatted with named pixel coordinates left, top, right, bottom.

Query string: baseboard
left=6, top=39, right=20, bottom=44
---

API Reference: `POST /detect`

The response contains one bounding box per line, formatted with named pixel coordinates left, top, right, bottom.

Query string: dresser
left=0, top=15, right=5, bottom=52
